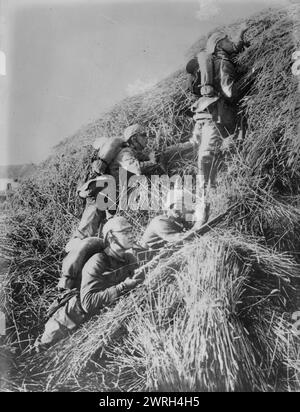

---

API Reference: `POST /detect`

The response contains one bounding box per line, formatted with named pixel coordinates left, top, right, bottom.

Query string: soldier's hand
left=132, top=270, right=145, bottom=283
left=123, top=277, right=139, bottom=290
left=123, top=272, right=145, bottom=291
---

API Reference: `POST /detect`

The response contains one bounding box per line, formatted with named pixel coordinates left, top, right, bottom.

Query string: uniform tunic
left=37, top=249, right=137, bottom=349
left=80, top=249, right=138, bottom=316
left=74, top=146, right=154, bottom=239
left=140, top=215, right=189, bottom=249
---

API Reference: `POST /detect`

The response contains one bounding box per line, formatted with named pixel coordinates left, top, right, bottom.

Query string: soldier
left=186, top=24, right=249, bottom=225
left=140, top=189, right=195, bottom=250
left=66, top=124, right=156, bottom=251
left=35, top=216, right=144, bottom=351
left=80, top=216, right=144, bottom=315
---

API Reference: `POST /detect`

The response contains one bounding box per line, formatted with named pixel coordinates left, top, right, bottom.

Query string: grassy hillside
left=1, top=5, right=300, bottom=391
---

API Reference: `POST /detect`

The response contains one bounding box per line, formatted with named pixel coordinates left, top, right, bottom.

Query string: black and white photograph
left=0, top=0, right=299, bottom=394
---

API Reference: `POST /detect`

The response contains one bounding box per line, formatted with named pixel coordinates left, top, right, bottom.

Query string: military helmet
left=102, top=216, right=132, bottom=242
left=206, top=32, right=227, bottom=54
left=123, top=124, right=146, bottom=142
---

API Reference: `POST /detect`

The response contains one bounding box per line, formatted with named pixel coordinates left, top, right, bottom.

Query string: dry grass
left=1, top=4, right=300, bottom=392
left=13, top=232, right=299, bottom=392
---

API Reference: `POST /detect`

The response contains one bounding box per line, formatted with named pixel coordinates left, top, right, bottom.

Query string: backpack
left=197, top=51, right=216, bottom=97
left=93, top=136, right=125, bottom=167
left=78, top=136, right=126, bottom=199
left=44, top=238, right=104, bottom=323
left=57, top=237, right=105, bottom=291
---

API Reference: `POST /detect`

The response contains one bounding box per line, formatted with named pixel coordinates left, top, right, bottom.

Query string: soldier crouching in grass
left=34, top=216, right=144, bottom=352
left=139, top=189, right=195, bottom=253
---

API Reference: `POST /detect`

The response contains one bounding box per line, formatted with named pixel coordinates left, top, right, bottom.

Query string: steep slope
left=1, top=4, right=300, bottom=391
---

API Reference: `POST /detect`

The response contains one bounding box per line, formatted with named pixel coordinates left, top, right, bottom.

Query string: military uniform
left=191, top=48, right=242, bottom=187
left=192, top=40, right=244, bottom=186
left=187, top=33, right=247, bottom=224
left=80, top=249, right=138, bottom=316
left=140, top=215, right=190, bottom=250
left=35, top=292, right=86, bottom=349
left=72, top=146, right=154, bottom=242
left=35, top=248, right=137, bottom=350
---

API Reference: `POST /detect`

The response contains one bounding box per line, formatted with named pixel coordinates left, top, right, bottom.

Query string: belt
left=193, top=112, right=213, bottom=122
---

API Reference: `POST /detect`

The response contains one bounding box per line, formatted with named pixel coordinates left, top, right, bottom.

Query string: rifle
left=158, top=142, right=195, bottom=171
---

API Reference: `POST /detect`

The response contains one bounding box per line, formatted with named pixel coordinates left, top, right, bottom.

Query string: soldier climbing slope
left=35, top=216, right=144, bottom=351
left=66, top=124, right=157, bottom=252
left=186, top=23, right=249, bottom=226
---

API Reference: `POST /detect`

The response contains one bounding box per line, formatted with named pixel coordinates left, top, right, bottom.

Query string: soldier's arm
left=232, top=23, right=249, bottom=52
left=136, top=151, right=151, bottom=162
left=80, top=254, right=126, bottom=316
left=134, top=150, right=158, bottom=172
left=140, top=160, right=157, bottom=173
left=160, top=142, right=194, bottom=161
left=126, top=150, right=158, bottom=174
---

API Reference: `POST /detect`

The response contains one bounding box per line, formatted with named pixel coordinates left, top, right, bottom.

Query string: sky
left=0, top=0, right=291, bottom=166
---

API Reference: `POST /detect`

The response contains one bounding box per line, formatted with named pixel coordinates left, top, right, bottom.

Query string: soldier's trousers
left=72, top=182, right=137, bottom=242
left=196, top=120, right=226, bottom=190
left=74, top=197, right=107, bottom=240
left=35, top=295, right=86, bottom=351
left=192, top=120, right=230, bottom=226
